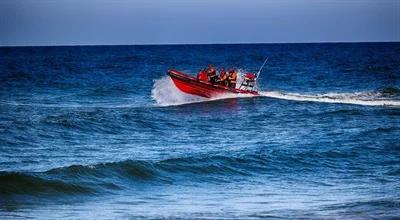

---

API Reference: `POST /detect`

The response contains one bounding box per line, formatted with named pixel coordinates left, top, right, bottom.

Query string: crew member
left=197, top=69, right=208, bottom=81
left=219, top=68, right=228, bottom=86
left=228, top=68, right=237, bottom=88
left=207, top=64, right=218, bottom=83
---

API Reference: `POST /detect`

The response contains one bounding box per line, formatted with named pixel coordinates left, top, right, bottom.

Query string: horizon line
left=1, top=40, right=399, bottom=48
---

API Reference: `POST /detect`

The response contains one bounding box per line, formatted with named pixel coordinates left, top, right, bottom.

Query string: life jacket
left=229, top=71, right=237, bottom=83
left=197, top=70, right=208, bottom=81
left=220, top=70, right=227, bottom=81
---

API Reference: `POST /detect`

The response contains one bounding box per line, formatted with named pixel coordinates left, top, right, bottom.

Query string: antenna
left=256, top=57, right=269, bottom=78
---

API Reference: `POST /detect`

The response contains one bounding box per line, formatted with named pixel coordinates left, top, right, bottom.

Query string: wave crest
left=0, top=151, right=362, bottom=196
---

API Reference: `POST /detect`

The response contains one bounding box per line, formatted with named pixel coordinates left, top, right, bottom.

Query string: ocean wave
left=0, top=151, right=362, bottom=196
left=0, top=172, right=92, bottom=196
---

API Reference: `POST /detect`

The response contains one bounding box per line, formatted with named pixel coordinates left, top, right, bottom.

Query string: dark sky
left=1, top=0, right=399, bottom=46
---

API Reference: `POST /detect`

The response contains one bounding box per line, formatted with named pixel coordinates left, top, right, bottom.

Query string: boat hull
left=167, top=69, right=258, bottom=98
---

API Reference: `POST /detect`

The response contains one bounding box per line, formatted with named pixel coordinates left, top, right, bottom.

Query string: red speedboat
left=167, top=69, right=259, bottom=98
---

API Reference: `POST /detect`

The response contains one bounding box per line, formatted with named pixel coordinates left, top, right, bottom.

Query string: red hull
left=167, top=69, right=258, bottom=98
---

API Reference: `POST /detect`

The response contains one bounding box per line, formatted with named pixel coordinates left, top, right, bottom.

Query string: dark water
left=0, top=43, right=399, bottom=219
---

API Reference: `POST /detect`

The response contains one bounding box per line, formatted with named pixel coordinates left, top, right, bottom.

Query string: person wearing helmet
left=228, top=68, right=237, bottom=88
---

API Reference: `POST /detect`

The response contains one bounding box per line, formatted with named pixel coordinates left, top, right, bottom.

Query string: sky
left=0, top=0, right=399, bottom=46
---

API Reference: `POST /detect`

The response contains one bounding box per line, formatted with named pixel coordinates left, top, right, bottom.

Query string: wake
left=260, top=91, right=400, bottom=107
left=152, top=76, right=400, bottom=107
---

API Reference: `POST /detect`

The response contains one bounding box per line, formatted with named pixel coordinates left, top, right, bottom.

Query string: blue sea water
left=0, top=43, right=399, bottom=219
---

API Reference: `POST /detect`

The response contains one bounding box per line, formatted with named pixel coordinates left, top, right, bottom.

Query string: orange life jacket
left=220, top=70, right=227, bottom=81
left=229, top=72, right=237, bottom=83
